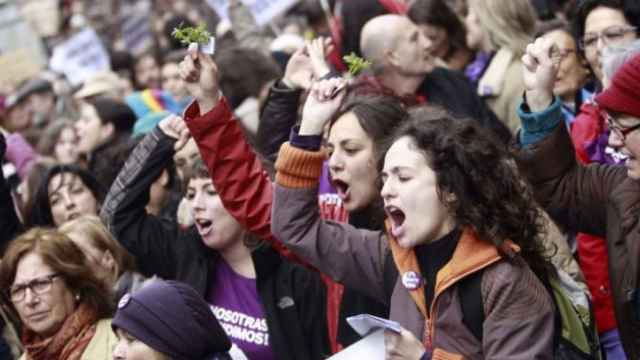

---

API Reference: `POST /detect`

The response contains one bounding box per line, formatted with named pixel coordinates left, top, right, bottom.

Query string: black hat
left=112, top=279, right=231, bottom=360
left=5, top=78, right=53, bottom=110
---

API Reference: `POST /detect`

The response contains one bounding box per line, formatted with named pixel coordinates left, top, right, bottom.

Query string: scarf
left=22, top=302, right=99, bottom=360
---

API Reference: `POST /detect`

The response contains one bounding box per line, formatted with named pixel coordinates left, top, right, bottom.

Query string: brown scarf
left=22, top=302, right=99, bottom=360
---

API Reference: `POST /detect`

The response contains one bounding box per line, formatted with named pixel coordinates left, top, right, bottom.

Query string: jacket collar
left=385, top=221, right=518, bottom=318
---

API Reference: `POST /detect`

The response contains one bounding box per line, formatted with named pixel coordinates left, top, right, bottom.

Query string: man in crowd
left=358, top=14, right=512, bottom=142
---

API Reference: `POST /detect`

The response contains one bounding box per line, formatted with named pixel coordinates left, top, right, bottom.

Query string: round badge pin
left=118, top=294, right=131, bottom=309
left=402, top=271, right=422, bottom=290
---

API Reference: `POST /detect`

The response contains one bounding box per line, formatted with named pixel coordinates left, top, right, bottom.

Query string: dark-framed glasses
left=580, top=26, right=637, bottom=50
left=605, top=112, right=640, bottom=141
left=8, top=273, right=61, bottom=303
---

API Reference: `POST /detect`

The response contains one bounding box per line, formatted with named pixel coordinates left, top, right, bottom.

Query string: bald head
left=360, top=15, right=414, bottom=70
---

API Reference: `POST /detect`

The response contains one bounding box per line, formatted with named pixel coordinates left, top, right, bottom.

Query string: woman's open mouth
left=195, top=218, right=213, bottom=237
left=332, top=179, right=351, bottom=202
left=385, top=205, right=406, bottom=238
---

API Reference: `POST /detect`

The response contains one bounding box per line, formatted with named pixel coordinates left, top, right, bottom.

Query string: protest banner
left=49, top=28, right=111, bottom=86
left=206, top=0, right=299, bottom=26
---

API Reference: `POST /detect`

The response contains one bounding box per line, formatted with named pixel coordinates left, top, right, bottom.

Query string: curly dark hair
left=378, top=111, right=552, bottom=279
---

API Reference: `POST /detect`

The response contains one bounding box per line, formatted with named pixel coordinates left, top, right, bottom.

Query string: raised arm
left=178, top=49, right=291, bottom=255
left=271, top=79, right=390, bottom=302
left=514, top=37, right=628, bottom=237
left=257, top=39, right=336, bottom=162
left=100, top=115, right=189, bottom=278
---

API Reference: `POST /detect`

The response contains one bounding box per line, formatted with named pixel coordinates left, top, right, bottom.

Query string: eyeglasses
left=9, top=274, right=61, bottom=303
left=550, top=48, right=576, bottom=63
left=605, top=112, right=640, bottom=141
left=580, top=26, right=637, bottom=50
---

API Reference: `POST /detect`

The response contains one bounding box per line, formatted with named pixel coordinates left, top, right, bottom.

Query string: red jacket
left=184, top=98, right=345, bottom=352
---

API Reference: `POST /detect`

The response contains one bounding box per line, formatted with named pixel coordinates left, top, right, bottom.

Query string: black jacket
left=0, top=134, right=23, bottom=252
left=257, top=81, right=302, bottom=163
left=100, top=128, right=330, bottom=360
left=419, top=68, right=512, bottom=144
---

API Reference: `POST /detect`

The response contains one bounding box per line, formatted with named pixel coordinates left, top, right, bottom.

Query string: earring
left=75, top=294, right=81, bottom=301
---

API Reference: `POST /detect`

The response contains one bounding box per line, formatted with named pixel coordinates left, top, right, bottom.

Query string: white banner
left=49, top=28, right=111, bottom=86
left=206, top=0, right=299, bottom=26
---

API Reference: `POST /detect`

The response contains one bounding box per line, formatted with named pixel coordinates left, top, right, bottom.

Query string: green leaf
left=172, top=23, right=212, bottom=46
left=343, top=52, right=372, bottom=76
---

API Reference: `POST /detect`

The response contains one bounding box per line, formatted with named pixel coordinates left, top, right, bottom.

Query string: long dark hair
left=329, top=95, right=408, bottom=230
left=408, top=0, right=470, bottom=60
left=25, top=165, right=105, bottom=227
left=330, top=94, right=408, bottom=153
left=379, top=111, right=551, bottom=278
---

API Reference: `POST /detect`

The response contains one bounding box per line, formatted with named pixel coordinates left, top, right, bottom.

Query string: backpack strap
left=458, top=270, right=485, bottom=342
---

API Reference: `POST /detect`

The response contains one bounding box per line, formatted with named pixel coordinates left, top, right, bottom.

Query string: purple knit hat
left=112, top=280, right=231, bottom=360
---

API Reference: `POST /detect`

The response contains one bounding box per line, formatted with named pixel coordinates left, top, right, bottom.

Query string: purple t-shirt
left=207, top=259, right=275, bottom=360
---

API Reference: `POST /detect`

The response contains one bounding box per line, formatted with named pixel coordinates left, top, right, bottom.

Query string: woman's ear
left=385, top=49, right=401, bottom=69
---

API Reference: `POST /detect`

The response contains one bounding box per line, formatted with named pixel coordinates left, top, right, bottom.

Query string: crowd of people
left=1, top=0, right=640, bottom=359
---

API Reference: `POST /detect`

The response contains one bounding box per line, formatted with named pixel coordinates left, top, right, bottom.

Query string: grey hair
left=602, top=39, right=640, bottom=82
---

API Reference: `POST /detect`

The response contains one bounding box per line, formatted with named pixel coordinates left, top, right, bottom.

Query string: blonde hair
left=469, top=0, right=535, bottom=56
left=59, top=215, right=136, bottom=278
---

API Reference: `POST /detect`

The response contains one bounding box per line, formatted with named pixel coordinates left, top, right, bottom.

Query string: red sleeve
left=185, top=100, right=344, bottom=353
left=183, top=98, right=292, bottom=257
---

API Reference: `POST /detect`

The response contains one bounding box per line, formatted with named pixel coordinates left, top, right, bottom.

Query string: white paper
left=49, top=28, right=110, bottom=86
left=201, top=37, right=216, bottom=55
left=327, top=329, right=386, bottom=360
left=347, top=314, right=402, bottom=337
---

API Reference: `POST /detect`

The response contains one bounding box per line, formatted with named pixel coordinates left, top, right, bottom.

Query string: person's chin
left=343, top=198, right=359, bottom=213
left=397, top=234, right=417, bottom=249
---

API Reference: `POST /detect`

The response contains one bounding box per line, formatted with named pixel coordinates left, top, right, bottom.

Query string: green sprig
left=343, top=52, right=372, bottom=77
left=171, top=23, right=212, bottom=46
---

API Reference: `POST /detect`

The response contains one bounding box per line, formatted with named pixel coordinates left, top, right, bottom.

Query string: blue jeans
left=600, top=329, right=627, bottom=360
